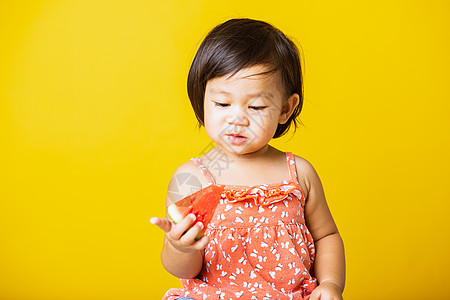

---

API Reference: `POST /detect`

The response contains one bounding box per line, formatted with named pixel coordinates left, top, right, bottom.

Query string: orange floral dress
left=163, top=152, right=317, bottom=300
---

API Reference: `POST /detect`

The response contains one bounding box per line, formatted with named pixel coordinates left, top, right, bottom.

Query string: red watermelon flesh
left=167, top=184, right=223, bottom=239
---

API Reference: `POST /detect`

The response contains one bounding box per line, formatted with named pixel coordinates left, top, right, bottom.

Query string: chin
left=222, top=143, right=264, bottom=155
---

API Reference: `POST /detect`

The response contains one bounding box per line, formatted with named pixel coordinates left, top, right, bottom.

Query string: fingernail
left=197, top=222, right=204, bottom=229
left=188, top=214, right=196, bottom=221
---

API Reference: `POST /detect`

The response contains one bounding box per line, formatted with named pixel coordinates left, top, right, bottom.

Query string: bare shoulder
left=166, top=159, right=211, bottom=206
left=292, top=154, right=321, bottom=199
left=171, top=159, right=199, bottom=177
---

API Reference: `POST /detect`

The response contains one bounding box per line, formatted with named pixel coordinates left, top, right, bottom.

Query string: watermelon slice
left=167, top=184, right=223, bottom=239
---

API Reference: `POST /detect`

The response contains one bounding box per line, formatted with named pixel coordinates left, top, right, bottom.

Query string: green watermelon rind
left=167, top=203, right=204, bottom=240
left=167, top=204, right=184, bottom=224
left=166, top=184, right=223, bottom=240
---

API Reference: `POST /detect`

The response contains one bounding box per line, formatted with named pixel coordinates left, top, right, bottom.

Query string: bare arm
left=150, top=162, right=209, bottom=279
left=313, top=233, right=345, bottom=297
left=296, top=157, right=346, bottom=298
left=151, top=214, right=208, bottom=279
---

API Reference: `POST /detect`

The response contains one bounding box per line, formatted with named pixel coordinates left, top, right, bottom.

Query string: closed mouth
left=227, top=134, right=246, bottom=138
left=225, top=134, right=248, bottom=144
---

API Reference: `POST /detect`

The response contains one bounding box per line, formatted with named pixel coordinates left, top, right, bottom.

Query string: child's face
left=204, top=64, right=288, bottom=156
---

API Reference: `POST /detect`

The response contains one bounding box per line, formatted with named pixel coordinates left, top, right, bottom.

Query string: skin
left=151, top=64, right=345, bottom=299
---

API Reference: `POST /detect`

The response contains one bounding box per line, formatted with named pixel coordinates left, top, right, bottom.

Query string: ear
left=278, top=93, right=300, bottom=124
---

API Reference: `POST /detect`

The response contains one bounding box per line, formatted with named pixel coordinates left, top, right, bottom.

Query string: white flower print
left=289, top=248, right=296, bottom=255
left=235, top=291, right=244, bottom=298
left=216, top=290, right=225, bottom=299
left=275, top=263, right=283, bottom=271
left=176, top=154, right=317, bottom=300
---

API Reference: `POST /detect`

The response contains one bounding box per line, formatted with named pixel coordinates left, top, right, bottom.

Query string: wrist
left=162, top=241, right=203, bottom=279
left=166, top=239, right=198, bottom=255
left=319, top=279, right=344, bottom=293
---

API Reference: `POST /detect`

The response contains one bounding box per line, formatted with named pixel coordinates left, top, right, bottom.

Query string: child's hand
left=150, top=214, right=210, bottom=253
left=309, top=281, right=343, bottom=300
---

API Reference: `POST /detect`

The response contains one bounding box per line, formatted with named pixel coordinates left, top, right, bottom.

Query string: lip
left=226, top=134, right=247, bottom=145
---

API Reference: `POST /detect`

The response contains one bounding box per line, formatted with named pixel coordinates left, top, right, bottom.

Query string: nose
left=226, top=106, right=249, bottom=127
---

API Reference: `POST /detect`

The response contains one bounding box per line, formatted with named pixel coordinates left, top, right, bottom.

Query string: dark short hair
left=187, top=18, right=304, bottom=138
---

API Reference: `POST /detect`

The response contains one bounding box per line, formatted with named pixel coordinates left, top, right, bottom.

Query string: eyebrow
left=209, top=89, right=274, bottom=100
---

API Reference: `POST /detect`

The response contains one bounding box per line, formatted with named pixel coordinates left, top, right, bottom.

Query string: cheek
left=261, top=108, right=282, bottom=129
left=203, top=105, right=213, bottom=125
left=204, top=111, right=222, bottom=133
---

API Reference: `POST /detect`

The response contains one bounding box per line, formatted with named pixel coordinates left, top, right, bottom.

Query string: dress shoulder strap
left=190, top=157, right=216, bottom=185
left=285, top=152, right=300, bottom=185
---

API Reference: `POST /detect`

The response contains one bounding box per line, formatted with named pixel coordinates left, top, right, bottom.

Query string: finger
left=193, top=234, right=210, bottom=251
left=170, top=214, right=196, bottom=239
left=180, top=221, right=204, bottom=244
left=150, top=217, right=172, bottom=232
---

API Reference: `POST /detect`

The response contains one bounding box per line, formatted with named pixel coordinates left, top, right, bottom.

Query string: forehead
left=205, top=65, right=284, bottom=98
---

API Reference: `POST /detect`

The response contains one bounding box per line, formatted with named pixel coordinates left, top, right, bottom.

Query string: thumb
left=150, top=217, right=173, bottom=232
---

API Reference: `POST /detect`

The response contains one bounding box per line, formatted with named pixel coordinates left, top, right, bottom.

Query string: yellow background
left=1, top=1, right=449, bottom=299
